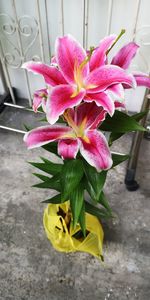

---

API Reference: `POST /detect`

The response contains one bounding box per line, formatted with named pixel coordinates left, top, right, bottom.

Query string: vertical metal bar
left=0, top=41, right=16, bottom=103
left=85, top=0, right=89, bottom=49
left=83, top=0, right=86, bottom=48
left=60, top=0, right=64, bottom=36
left=125, top=88, right=150, bottom=191
left=25, top=72, right=32, bottom=107
left=44, top=0, right=51, bottom=60
left=83, top=0, right=89, bottom=49
left=36, top=0, right=45, bottom=61
left=0, top=60, right=8, bottom=93
left=133, top=0, right=141, bottom=41
left=106, top=0, right=113, bottom=35
left=12, top=0, right=32, bottom=106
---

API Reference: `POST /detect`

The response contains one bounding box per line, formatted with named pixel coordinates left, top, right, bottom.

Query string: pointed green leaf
left=79, top=202, right=86, bottom=237
left=100, top=110, right=146, bottom=132
left=109, top=132, right=124, bottom=144
left=23, top=124, right=32, bottom=131
left=85, top=179, right=96, bottom=202
left=132, top=110, right=149, bottom=122
left=83, top=176, right=105, bottom=204
left=32, top=174, right=61, bottom=191
left=42, top=193, right=62, bottom=203
left=109, top=110, right=149, bottom=144
left=61, top=159, right=84, bottom=200
left=70, top=183, right=84, bottom=227
left=38, top=117, right=47, bottom=122
left=37, top=106, right=44, bottom=113
left=29, top=159, right=62, bottom=175
left=111, top=153, right=129, bottom=167
left=57, top=117, right=66, bottom=124
left=32, top=173, right=51, bottom=182
left=85, top=201, right=112, bottom=219
left=84, top=176, right=112, bottom=213
left=83, top=161, right=107, bottom=202
left=98, top=192, right=112, bottom=213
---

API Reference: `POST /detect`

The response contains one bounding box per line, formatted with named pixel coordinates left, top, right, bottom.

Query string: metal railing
left=0, top=0, right=149, bottom=127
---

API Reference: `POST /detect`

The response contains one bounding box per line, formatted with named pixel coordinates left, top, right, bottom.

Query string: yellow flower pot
left=43, top=201, right=104, bottom=260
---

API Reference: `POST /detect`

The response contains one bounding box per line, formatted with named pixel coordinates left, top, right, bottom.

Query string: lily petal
left=41, top=99, right=47, bottom=113
left=111, top=42, right=139, bottom=69
left=56, top=34, right=89, bottom=84
left=89, top=111, right=107, bottom=130
left=114, top=101, right=125, bottom=109
left=22, top=61, right=67, bottom=86
left=24, top=125, right=74, bottom=149
left=58, top=139, right=79, bottom=159
left=90, top=34, right=117, bottom=71
left=133, top=72, right=150, bottom=88
left=75, top=102, right=107, bottom=129
left=85, top=92, right=115, bottom=116
left=107, top=83, right=124, bottom=101
left=86, top=65, right=136, bottom=93
left=33, top=88, right=48, bottom=112
left=51, top=56, right=57, bottom=64
left=46, top=85, right=86, bottom=124
left=80, top=130, right=112, bottom=171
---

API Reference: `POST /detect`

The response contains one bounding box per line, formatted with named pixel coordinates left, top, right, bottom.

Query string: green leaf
left=83, top=161, right=107, bottom=202
left=32, top=173, right=51, bottom=182
left=100, top=110, right=146, bottom=133
left=111, top=153, right=129, bottom=167
left=84, top=175, right=112, bottom=213
left=109, top=110, right=149, bottom=144
left=42, top=193, right=63, bottom=203
left=37, top=117, right=47, bottom=122
left=42, top=142, right=58, bottom=156
left=32, top=174, right=61, bottom=191
left=85, top=201, right=112, bottom=219
left=29, top=159, right=62, bottom=175
left=84, top=179, right=96, bottom=202
left=85, top=175, right=112, bottom=213
left=40, top=156, right=56, bottom=165
left=98, top=192, right=112, bottom=213
left=37, top=106, right=44, bottom=113
left=57, top=116, right=66, bottom=124
left=79, top=202, right=86, bottom=237
left=109, top=132, right=124, bottom=145
left=132, top=110, right=149, bottom=122
left=70, top=183, right=84, bottom=227
left=23, top=124, right=33, bottom=131
left=61, top=159, right=84, bottom=200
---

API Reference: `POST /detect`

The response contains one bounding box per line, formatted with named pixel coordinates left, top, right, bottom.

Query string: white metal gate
left=0, top=0, right=150, bottom=133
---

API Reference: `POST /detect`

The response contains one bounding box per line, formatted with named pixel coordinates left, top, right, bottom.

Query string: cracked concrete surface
left=0, top=125, right=150, bottom=300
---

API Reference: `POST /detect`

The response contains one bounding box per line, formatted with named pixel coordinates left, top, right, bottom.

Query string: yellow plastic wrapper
left=43, top=201, right=104, bottom=260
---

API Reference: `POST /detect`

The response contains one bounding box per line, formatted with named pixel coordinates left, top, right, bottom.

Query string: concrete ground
left=0, top=108, right=150, bottom=300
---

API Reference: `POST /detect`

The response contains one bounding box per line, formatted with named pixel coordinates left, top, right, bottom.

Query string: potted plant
left=23, top=30, right=150, bottom=261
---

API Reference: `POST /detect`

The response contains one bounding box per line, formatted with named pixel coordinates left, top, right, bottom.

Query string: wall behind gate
left=0, top=0, right=150, bottom=111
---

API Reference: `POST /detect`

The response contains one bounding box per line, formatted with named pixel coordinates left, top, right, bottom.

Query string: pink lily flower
left=111, top=42, right=150, bottom=88
left=132, top=72, right=150, bottom=89
left=24, top=102, right=112, bottom=172
left=32, top=88, right=48, bottom=112
left=85, top=35, right=128, bottom=109
left=89, top=37, right=150, bottom=110
left=22, top=35, right=135, bottom=124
